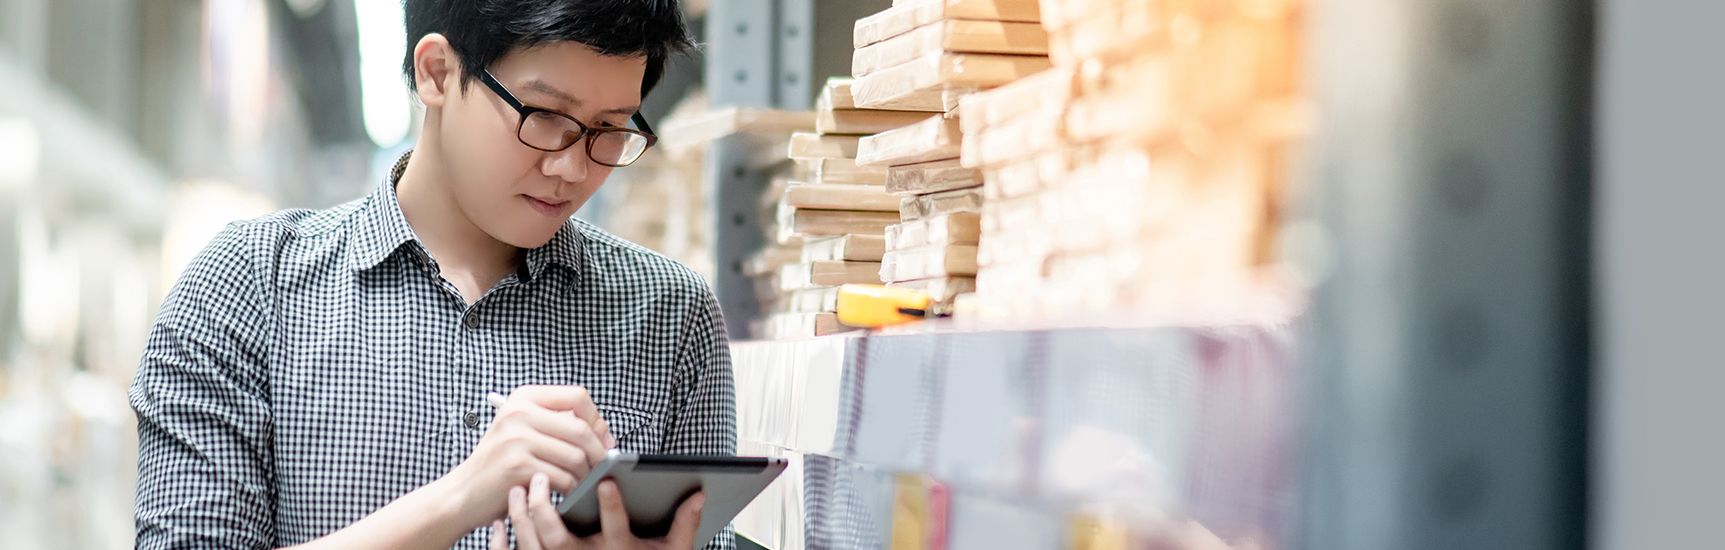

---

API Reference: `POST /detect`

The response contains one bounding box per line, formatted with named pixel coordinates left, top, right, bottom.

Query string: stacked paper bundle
left=964, top=0, right=1310, bottom=318
left=760, top=79, right=934, bottom=339
left=850, top=0, right=1052, bottom=308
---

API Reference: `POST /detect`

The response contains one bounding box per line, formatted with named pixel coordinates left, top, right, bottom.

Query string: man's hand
left=434, top=385, right=617, bottom=530
left=492, top=473, right=705, bottom=550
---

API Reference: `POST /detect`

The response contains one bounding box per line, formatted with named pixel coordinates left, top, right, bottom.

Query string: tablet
left=556, top=451, right=787, bottom=548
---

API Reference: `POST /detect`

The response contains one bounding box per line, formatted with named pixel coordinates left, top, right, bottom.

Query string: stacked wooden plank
left=850, top=0, right=1051, bottom=307
left=760, top=79, right=938, bottom=339
left=952, top=68, right=1076, bottom=317
left=962, top=0, right=1310, bottom=318
left=864, top=116, right=985, bottom=299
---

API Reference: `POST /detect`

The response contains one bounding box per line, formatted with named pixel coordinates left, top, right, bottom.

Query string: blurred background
left=0, top=1, right=715, bottom=546
left=0, top=0, right=1718, bottom=549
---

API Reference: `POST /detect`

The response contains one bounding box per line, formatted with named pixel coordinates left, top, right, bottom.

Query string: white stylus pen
left=486, top=391, right=627, bottom=448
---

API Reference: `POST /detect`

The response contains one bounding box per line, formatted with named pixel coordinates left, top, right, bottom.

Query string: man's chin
left=487, top=220, right=566, bottom=250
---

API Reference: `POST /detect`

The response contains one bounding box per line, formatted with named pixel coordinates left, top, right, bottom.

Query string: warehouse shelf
left=732, top=322, right=1297, bottom=549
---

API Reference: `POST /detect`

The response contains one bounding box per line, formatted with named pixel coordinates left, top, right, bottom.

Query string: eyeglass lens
left=519, top=111, right=650, bottom=166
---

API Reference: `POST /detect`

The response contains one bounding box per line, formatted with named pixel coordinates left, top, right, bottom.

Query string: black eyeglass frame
left=477, top=69, right=658, bottom=167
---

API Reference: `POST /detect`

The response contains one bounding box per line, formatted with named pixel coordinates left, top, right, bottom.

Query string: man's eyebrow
left=522, top=79, right=639, bottom=117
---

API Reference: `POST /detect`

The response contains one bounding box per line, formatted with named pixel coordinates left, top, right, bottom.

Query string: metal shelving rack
left=703, top=0, right=893, bottom=338
left=1300, top=0, right=1591, bottom=548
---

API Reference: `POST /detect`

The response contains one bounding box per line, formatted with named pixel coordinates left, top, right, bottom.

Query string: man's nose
left=541, top=142, right=591, bottom=184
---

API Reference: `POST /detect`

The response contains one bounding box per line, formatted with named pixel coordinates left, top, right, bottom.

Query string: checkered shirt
left=129, top=153, right=737, bottom=550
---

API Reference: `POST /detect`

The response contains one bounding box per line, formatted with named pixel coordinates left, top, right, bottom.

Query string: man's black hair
left=402, top=0, right=692, bottom=98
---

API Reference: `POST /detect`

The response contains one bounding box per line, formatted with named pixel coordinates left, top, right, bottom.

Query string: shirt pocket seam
left=598, top=405, right=654, bottom=448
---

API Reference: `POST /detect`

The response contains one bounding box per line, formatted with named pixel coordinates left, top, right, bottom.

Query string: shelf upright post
left=1301, top=0, right=1593, bottom=548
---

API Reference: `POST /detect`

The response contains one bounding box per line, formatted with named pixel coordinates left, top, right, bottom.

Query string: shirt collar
left=351, top=150, right=586, bottom=283
left=349, top=152, right=422, bottom=272
left=524, top=220, right=585, bottom=283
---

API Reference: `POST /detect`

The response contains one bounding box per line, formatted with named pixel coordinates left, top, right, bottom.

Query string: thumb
left=669, top=491, right=706, bottom=549
left=490, top=519, right=509, bottom=550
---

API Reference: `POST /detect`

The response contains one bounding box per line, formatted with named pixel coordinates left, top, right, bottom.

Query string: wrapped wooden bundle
left=819, top=77, right=942, bottom=113
left=851, top=52, right=1052, bottom=111
left=782, top=287, right=843, bottom=314
left=853, top=0, right=1043, bottom=49
left=816, top=108, right=942, bottom=135
left=886, top=212, right=982, bottom=249
left=802, top=234, right=889, bottom=262
left=855, top=114, right=963, bottom=167
left=880, top=244, right=981, bottom=282
left=956, top=68, right=1078, bottom=133
left=884, top=276, right=978, bottom=305
left=781, top=183, right=900, bottom=211
left=800, top=157, right=890, bottom=186
left=853, top=20, right=1048, bottom=77
left=779, top=260, right=887, bottom=290
left=885, top=158, right=983, bottom=196
left=787, top=132, right=864, bottom=160
left=776, top=204, right=901, bottom=239
left=898, top=186, right=984, bottom=220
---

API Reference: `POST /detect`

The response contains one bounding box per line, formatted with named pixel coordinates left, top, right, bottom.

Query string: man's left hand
left=490, top=473, right=705, bottom=550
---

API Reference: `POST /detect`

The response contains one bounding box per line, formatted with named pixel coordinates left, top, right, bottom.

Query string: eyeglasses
left=477, top=69, right=658, bottom=167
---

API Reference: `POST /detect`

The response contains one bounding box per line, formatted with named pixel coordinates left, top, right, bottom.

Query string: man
left=128, top=1, right=733, bottom=549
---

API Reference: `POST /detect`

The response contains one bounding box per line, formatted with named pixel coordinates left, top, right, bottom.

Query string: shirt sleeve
left=129, top=222, right=278, bottom=550
left=660, top=284, right=739, bottom=550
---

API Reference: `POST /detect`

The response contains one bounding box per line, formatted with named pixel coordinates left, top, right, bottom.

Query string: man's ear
left=413, top=34, right=459, bottom=108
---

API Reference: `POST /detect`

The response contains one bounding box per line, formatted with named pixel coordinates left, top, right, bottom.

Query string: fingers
left=500, top=415, right=600, bottom=486
left=596, top=480, right=632, bottom=544
left=488, top=427, right=589, bottom=492
left=526, top=473, right=578, bottom=549
left=583, top=410, right=614, bottom=450
left=597, top=418, right=615, bottom=449
left=509, top=385, right=615, bottom=447
left=513, top=408, right=609, bottom=471
left=509, top=485, right=543, bottom=550
left=509, top=442, right=583, bottom=493
left=490, top=519, right=508, bottom=550
left=668, top=491, right=707, bottom=550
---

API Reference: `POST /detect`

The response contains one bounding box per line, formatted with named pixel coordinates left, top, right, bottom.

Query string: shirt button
left=464, top=313, right=480, bottom=329
left=462, top=410, right=480, bottom=429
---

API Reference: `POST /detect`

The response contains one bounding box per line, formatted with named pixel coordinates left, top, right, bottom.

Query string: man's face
left=437, top=42, right=646, bottom=248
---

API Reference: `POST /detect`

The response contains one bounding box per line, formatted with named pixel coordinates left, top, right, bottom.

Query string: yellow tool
left=835, top=284, right=941, bottom=328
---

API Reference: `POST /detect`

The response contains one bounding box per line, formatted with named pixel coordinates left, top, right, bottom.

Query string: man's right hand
left=434, top=385, right=617, bottom=530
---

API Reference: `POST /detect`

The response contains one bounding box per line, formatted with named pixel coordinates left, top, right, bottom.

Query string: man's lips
left=522, top=195, right=569, bottom=216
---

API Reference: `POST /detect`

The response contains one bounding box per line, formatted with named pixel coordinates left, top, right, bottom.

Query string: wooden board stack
left=760, top=79, right=943, bottom=339
left=850, top=0, right=1051, bottom=307
left=648, top=101, right=820, bottom=331
left=962, top=0, right=1311, bottom=318
left=851, top=0, right=1051, bottom=111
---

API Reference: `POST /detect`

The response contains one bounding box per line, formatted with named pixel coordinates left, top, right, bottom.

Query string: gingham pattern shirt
left=129, top=154, right=737, bottom=550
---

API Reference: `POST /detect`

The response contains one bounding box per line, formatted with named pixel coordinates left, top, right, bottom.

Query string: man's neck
left=394, top=146, right=520, bottom=304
